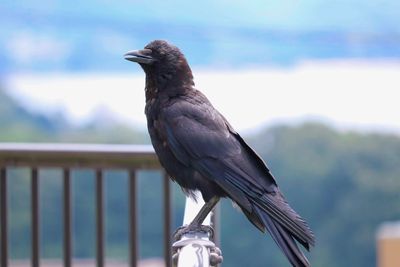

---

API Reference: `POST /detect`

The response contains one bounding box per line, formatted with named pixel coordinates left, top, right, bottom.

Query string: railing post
left=31, top=168, right=40, bottom=267
left=95, top=169, right=104, bottom=267
left=172, top=191, right=223, bottom=267
left=0, top=167, right=8, bottom=267
left=163, top=172, right=172, bottom=267
left=129, top=169, right=138, bottom=267
left=63, top=168, right=72, bottom=267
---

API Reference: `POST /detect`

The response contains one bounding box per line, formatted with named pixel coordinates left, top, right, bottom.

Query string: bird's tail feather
left=255, top=193, right=315, bottom=249
left=254, top=206, right=311, bottom=267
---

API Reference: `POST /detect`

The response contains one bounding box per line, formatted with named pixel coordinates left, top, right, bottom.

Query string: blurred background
left=1, top=0, right=400, bottom=266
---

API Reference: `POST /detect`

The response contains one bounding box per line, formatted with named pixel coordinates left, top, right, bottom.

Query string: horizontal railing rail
left=0, top=143, right=171, bottom=267
left=0, top=143, right=160, bottom=168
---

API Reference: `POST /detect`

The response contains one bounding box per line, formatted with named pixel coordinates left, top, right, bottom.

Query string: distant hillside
left=0, top=87, right=148, bottom=143
left=0, top=87, right=63, bottom=141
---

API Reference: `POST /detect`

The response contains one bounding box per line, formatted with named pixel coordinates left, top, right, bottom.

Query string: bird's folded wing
left=163, top=101, right=314, bottom=246
left=163, top=103, right=253, bottom=210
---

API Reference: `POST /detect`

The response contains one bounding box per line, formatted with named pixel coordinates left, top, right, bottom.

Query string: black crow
left=125, top=40, right=315, bottom=267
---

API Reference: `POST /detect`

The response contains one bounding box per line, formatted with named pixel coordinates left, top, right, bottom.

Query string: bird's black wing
left=163, top=93, right=314, bottom=249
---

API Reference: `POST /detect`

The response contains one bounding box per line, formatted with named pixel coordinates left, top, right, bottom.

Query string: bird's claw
left=209, top=245, right=223, bottom=266
left=172, top=232, right=223, bottom=266
left=173, top=224, right=214, bottom=242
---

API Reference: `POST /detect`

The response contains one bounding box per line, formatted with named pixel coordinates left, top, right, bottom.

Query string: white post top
left=182, top=191, right=211, bottom=226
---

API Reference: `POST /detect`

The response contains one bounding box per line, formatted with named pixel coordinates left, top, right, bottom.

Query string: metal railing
left=0, top=143, right=172, bottom=267
left=173, top=192, right=222, bottom=267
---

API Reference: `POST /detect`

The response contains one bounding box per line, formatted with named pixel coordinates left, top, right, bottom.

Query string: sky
left=1, top=0, right=400, bottom=72
left=2, top=0, right=400, bottom=136
left=6, top=60, right=400, bottom=135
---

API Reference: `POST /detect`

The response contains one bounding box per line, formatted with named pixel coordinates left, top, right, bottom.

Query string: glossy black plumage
left=125, top=40, right=315, bottom=267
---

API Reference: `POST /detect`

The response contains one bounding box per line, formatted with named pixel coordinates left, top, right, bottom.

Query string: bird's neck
left=144, top=71, right=194, bottom=102
left=145, top=75, right=158, bottom=102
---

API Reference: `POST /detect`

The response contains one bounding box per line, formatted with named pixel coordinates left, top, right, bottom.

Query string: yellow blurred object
left=377, top=222, right=400, bottom=267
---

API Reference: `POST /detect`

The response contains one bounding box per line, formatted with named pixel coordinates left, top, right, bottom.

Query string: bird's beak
left=124, top=49, right=155, bottom=64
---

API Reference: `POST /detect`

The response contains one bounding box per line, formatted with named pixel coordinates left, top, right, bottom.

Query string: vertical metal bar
left=163, top=172, right=172, bottom=267
left=211, top=203, right=221, bottom=247
left=96, top=169, right=104, bottom=267
left=0, top=167, right=8, bottom=267
left=31, top=168, right=40, bottom=267
left=129, top=169, right=137, bottom=267
left=63, top=169, right=72, bottom=267
left=212, top=203, right=222, bottom=267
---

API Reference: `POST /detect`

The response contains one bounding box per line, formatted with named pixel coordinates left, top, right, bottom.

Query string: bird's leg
left=173, top=196, right=220, bottom=241
left=191, top=196, right=220, bottom=226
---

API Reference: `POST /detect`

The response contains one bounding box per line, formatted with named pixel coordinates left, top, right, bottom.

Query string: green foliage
left=2, top=89, right=400, bottom=266
left=237, top=123, right=400, bottom=267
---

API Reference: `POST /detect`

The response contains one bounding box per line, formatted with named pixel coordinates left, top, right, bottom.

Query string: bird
left=124, top=40, right=315, bottom=267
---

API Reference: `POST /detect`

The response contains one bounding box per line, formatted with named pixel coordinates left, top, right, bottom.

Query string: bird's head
left=124, top=40, right=194, bottom=92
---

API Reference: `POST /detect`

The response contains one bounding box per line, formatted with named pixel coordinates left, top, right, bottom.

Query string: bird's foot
left=173, top=224, right=214, bottom=242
